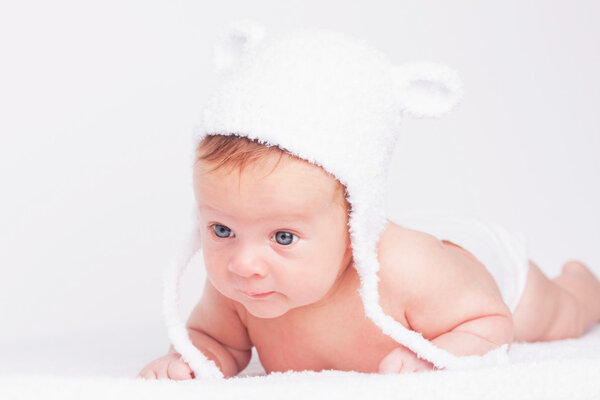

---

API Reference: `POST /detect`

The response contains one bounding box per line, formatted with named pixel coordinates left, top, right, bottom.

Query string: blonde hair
left=195, top=134, right=350, bottom=212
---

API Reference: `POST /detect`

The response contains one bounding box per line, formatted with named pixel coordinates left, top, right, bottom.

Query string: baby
left=138, top=134, right=600, bottom=379
left=138, top=22, right=600, bottom=379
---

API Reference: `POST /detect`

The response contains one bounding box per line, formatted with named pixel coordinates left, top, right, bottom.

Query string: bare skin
left=138, top=154, right=600, bottom=379
left=512, top=260, right=600, bottom=342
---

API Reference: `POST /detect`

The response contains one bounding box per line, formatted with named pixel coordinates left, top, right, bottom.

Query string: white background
left=1, top=0, right=598, bottom=360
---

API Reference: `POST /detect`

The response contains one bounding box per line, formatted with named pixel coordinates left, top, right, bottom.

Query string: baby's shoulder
left=377, top=220, right=443, bottom=274
left=377, top=220, right=511, bottom=338
left=376, top=221, right=444, bottom=310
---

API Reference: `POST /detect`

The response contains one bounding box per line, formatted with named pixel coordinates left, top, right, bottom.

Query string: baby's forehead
left=199, top=152, right=336, bottom=186
left=195, top=154, right=341, bottom=213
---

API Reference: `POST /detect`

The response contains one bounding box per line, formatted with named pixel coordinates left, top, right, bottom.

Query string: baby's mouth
left=243, top=291, right=275, bottom=299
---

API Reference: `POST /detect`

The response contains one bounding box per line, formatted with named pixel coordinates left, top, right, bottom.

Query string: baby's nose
left=227, top=248, right=269, bottom=278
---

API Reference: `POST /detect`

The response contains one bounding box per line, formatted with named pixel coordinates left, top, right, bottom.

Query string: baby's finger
left=378, top=349, right=404, bottom=374
left=137, top=368, right=157, bottom=380
left=167, top=358, right=194, bottom=380
left=412, top=357, right=436, bottom=373
left=155, top=357, right=176, bottom=379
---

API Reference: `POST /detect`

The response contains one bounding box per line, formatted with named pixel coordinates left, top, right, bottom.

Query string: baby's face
left=193, top=153, right=353, bottom=319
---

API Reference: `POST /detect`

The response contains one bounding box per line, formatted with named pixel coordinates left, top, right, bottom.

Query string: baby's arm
left=183, top=279, right=253, bottom=377
left=138, top=280, right=252, bottom=379
left=379, top=314, right=513, bottom=374
left=378, top=234, right=513, bottom=372
left=429, top=314, right=513, bottom=357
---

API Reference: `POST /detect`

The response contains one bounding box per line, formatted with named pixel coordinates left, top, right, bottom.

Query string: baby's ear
left=393, top=61, right=464, bottom=118
left=213, top=19, right=266, bottom=73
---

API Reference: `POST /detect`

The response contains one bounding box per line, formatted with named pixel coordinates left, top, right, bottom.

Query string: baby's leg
left=512, top=260, right=600, bottom=342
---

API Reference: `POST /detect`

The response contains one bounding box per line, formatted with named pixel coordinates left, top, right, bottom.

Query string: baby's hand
left=137, top=351, right=195, bottom=380
left=378, top=346, right=436, bottom=374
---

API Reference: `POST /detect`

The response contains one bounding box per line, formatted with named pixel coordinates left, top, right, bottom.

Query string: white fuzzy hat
left=163, top=20, right=509, bottom=379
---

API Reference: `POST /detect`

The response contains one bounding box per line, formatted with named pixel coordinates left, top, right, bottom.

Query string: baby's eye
left=212, top=224, right=234, bottom=238
left=273, top=231, right=298, bottom=246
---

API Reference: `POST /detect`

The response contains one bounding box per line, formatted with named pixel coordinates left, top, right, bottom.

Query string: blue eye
left=273, top=231, right=297, bottom=246
left=213, top=224, right=234, bottom=238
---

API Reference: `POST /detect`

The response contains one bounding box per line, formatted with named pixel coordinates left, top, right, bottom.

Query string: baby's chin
left=240, top=295, right=294, bottom=319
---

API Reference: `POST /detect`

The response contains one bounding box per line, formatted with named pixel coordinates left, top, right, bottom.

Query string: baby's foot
left=559, top=260, right=600, bottom=324
left=562, top=260, right=594, bottom=276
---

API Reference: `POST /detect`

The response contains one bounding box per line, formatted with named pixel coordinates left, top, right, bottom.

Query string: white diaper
left=393, top=212, right=530, bottom=313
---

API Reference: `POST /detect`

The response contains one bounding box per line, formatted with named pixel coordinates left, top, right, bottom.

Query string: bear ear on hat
left=393, top=61, right=464, bottom=118
left=213, top=19, right=266, bottom=72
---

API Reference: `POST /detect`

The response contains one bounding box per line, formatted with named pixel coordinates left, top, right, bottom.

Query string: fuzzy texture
left=2, top=360, right=600, bottom=400
left=164, top=20, right=490, bottom=379
left=2, top=326, right=600, bottom=400
left=163, top=209, right=223, bottom=379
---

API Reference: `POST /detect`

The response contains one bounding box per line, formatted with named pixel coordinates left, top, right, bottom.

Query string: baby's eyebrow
left=197, top=205, right=235, bottom=220
left=198, top=204, right=312, bottom=221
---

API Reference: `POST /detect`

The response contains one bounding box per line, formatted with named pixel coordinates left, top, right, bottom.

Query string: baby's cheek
left=282, top=271, right=333, bottom=303
left=203, top=257, right=232, bottom=293
left=203, top=248, right=228, bottom=272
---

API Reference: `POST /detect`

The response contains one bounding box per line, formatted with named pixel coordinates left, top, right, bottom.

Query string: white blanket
left=1, top=324, right=599, bottom=399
